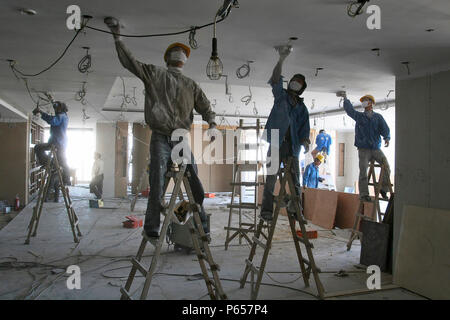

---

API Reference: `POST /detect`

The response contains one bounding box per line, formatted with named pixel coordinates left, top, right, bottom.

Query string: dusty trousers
left=358, top=148, right=391, bottom=198
left=144, top=132, right=209, bottom=235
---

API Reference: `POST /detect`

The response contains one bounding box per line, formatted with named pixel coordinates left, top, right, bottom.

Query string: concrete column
left=394, top=69, right=450, bottom=267
left=114, top=122, right=128, bottom=198
left=95, top=122, right=116, bottom=198
left=131, top=123, right=151, bottom=194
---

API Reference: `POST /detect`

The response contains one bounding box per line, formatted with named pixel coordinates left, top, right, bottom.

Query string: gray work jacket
left=114, top=40, right=216, bottom=136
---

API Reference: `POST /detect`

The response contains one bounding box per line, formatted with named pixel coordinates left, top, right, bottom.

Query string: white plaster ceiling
left=0, top=0, right=449, bottom=128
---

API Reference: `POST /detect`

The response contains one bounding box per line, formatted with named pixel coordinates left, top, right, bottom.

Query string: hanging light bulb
left=206, top=12, right=223, bottom=80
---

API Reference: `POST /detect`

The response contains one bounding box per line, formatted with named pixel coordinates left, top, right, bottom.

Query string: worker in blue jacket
left=343, top=94, right=391, bottom=201
left=33, top=101, right=71, bottom=199
left=260, top=44, right=310, bottom=222
left=311, top=129, right=332, bottom=159
left=303, top=154, right=325, bottom=188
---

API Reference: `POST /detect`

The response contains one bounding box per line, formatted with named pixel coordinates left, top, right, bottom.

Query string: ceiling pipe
left=101, top=107, right=269, bottom=119
left=309, top=98, right=395, bottom=118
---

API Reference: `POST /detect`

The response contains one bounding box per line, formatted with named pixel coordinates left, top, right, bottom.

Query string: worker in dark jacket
left=105, top=17, right=215, bottom=239
left=33, top=101, right=71, bottom=201
left=260, top=44, right=310, bottom=221
left=343, top=94, right=391, bottom=201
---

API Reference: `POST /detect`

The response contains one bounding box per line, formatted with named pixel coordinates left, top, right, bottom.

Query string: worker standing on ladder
left=343, top=94, right=391, bottom=201
left=260, top=44, right=311, bottom=221
left=33, top=101, right=71, bottom=194
left=311, top=129, right=332, bottom=160
left=105, top=17, right=216, bottom=239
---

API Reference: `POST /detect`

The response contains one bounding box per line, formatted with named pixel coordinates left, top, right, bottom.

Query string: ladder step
left=252, top=236, right=267, bottom=250
left=351, top=230, right=362, bottom=236
left=241, top=222, right=255, bottom=227
left=238, top=126, right=263, bottom=130
left=224, top=227, right=254, bottom=233
left=236, top=164, right=258, bottom=171
left=295, top=235, right=314, bottom=248
left=230, top=182, right=263, bottom=186
left=245, top=259, right=260, bottom=274
left=131, top=258, right=148, bottom=277
left=120, top=287, right=133, bottom=300
left=227, top=203, right=259, bottom=210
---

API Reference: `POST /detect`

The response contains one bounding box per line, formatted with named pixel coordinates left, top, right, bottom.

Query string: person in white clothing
left=90, top=152, right=104, bottom=199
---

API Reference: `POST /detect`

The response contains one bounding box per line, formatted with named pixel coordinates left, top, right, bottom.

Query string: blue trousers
left=144, top=132, right=209, bottom=234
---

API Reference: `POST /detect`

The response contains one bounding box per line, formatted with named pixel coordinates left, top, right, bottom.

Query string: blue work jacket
left=315, top=132, right=332, bottom=154
left=303, top=163, right=321, bottom=188
left=263, top=76, right=310, bottom=156
left=343, top=99, right=390, bottom=150
left=41, top=112, right=69, bottom=149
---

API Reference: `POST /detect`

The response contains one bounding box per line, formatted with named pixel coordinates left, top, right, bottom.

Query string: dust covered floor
left=0, top=187, right=424, bottom=300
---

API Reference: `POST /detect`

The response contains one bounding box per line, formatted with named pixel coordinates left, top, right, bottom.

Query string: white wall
left=334, top=131, right=359, bottom=192
left=96, top=122, right=116, bottom=198
left=394, top=69, right=450, bottom=268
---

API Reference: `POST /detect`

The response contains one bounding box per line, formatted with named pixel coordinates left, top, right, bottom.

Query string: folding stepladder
left=224, top=119, right=266, bottom=250
left=346, top=160, right=394, bottom=251
left=25, top=145, right=81, bottom=244
left=240, top=157, right=325, bottom=300
left=120, top=163, right=227, bottom=300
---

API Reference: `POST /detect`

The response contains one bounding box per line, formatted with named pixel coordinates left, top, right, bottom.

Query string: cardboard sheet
left=394, top=205, right=450, bottom=299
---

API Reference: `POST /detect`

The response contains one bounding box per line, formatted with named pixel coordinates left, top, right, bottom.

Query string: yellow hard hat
left=316, top=154, right=324, bottom=163
left=360, top=94, right=375, bottom=104
left=164, top=42, right=191, bottom=62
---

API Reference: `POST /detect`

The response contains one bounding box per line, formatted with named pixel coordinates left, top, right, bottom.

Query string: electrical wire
left=9, top=27, right=85, bottom=77
left=85, top=16, right=226, bottom=38
left=188, top=27, right=199, bottom=49
left=240, top=86, right=252, bottom=105
left=236, top=62, right=252, bottom=79
left=77, top=48, right=92, bottom=73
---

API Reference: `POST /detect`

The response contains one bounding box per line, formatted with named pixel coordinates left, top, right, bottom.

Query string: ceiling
left=1, top=0, right=449, bottom=128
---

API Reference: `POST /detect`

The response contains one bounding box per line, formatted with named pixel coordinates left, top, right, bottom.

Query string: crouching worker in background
left=90, top=152, right=104, bottom=200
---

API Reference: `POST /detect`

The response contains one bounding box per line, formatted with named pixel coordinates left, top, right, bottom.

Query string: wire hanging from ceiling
left=188, top=27, right=199, bottom=49
left=77, top=46, right=92, bottom=73
left=236, top=61, right=253, bottom=79
left=240, top=86, right=252, bottom=105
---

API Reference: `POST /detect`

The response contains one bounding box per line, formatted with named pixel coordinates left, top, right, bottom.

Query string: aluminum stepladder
left=240, top=157, right=325, bottom=300
left=120, top=163, right=227, bottom=300
left=225, top=119, right=266, bottom=250
left=25, top=145, right=81, bottom=244
left=346, top=160, right=394, bottom=251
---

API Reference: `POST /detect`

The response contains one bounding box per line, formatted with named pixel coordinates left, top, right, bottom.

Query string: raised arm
left=41, top=112, right=65, bottom=127
left=343, top=98, right=359, bottom=121
left=105, top=17, right=146, bottom=80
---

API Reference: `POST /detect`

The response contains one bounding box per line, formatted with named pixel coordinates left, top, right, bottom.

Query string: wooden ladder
left=25, top=145, right=81, bottom=244
left=224, top=119, right=266, bottom=249
left=347, top=160, right=394, bottom=251
left=120, top=163, right=227, bottom=300
left=239, top=157, right=325, bottom=299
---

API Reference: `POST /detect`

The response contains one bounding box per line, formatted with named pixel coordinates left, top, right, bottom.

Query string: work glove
left=384, top=139, right=390, bottom=147
left=276, top=44, right=292, bottom=61
left=318, top=177, right=325, bottom=183
left=300, top=138, right=311, bottom=154
left=207, top=123, right=218, bottom=142
left=32, top=106, right=41, bottom=116
left=104, top=17, right=121, bottom=39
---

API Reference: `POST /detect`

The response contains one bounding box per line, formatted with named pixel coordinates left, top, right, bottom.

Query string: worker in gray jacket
left=105, top=17, right=216, bottom=239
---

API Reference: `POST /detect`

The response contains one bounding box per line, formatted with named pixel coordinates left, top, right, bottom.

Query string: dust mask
left=361, top=100, right=370, bottom=108
left=288, top=81, right=302, bottom=92
left=168, top=65, right=183, bottom=73
left=170, top=50, right=187, bottom=63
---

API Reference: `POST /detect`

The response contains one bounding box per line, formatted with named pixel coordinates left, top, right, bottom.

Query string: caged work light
left=206, top=22, right=223, bottom=80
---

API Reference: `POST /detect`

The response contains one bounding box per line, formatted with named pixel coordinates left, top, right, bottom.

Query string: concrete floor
left=0, top=187, right=424, bottom=300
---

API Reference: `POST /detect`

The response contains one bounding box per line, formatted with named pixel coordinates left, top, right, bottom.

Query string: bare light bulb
left=206, top=37, right=223, bottom=80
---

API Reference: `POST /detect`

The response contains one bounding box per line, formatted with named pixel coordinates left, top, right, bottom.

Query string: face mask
left=170, top=50, right=187, bottom=63
left=288, top=81, right=302, bottom=92
left=168, top=65, right=183, bottom=73
left=361, top=100, right=370, bottom=108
